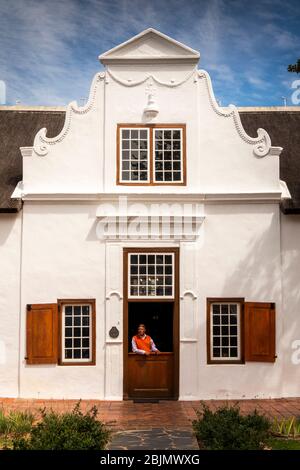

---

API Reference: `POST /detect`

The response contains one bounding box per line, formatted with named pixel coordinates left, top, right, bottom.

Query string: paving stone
left=107, top=428, right=199, bottom=450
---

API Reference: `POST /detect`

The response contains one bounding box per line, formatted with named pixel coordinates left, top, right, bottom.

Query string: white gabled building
left=0, top=28, right=300, bottom=400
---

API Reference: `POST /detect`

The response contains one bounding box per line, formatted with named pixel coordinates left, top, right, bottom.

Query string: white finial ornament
left=144, top=80, right=159, bottom=118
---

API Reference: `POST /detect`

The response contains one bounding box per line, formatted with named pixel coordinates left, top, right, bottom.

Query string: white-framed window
left=61, top=303, right=94, bottom=363
left=154, top=128, right=183, bottom=183
left=120, top=127, right=150, bottom=183
left=209, top=302, right=242, bottom=362
left=128, top=252, right=174, bottom=299
left=117, top=125, right=186, bottom=185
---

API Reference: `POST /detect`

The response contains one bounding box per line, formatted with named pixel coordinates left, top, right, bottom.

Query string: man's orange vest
left=133, top=335, right=152, bottom=352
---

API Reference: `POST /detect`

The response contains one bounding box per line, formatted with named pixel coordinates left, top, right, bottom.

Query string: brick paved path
left=1, top=397, right=300, bottom=450
left=1, top=397, right=299, bottom=431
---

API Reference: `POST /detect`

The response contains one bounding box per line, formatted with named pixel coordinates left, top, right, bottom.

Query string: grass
left=0, top=409, right=35, bottom=449
left=271, top=416, right=300, bottom=439
left=268, top=438, right=300, bottom=450
left=0, top=409, right=34, bottom=435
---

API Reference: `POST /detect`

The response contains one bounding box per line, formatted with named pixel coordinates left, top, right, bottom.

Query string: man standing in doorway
left=132, top=324, right=160, bottom=355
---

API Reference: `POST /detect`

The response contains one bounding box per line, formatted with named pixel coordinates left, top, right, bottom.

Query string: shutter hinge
left=27, top=304, right=32, bottom=311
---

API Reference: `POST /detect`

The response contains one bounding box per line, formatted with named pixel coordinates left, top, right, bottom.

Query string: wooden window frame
left=117, top=123, right=187, bottom=186
left=207, top=298, right=245, bottom=365
left=58, top=299, right=96, bottom=366
left=118, top=126, right=150, bottom=184
left=128, top=251, right=175, bottom=300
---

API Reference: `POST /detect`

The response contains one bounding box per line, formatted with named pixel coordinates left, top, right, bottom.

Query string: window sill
left=58, top=361, right=96, bottom=366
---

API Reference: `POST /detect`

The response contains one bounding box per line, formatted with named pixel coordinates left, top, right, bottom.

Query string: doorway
left=128, top=302, right=174, bottom=353
left=123, top=248, right=179, bottom=400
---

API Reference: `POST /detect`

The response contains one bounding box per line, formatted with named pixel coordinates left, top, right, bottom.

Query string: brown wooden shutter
left=244, top=302, right=276, bottom=362
left=26, top=303, right=58, bottom=364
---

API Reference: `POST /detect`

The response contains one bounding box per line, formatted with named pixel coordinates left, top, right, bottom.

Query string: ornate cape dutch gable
left=13, top=28, right=283, bottom=201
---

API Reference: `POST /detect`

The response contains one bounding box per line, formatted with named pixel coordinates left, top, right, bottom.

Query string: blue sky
left=0, top=0, right=299, bottom=106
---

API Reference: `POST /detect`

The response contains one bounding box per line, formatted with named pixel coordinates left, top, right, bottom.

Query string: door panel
left=123, top=247, right=179, bottom=400
left=128, top=352, right=174, bottom=398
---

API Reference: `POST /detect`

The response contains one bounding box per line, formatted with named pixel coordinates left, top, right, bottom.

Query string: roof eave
left=280, top=203, right=300, bottom=215
left=100, top=56, right=200, bottom=66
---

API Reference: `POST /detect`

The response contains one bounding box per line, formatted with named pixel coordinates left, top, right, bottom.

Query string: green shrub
left=12, top=402, right=110, bottom=450
left=193, top=403, right=271, bottom=450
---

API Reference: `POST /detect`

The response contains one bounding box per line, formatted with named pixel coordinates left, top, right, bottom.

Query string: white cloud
left=0, top=0, right=299, bottom=106
left=246, top=75, right=269, bottom=89
left=264, top=23, right=299, bottom=51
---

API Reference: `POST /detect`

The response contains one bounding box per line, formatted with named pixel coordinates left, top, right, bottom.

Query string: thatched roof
left=0, top=106, right=299, bottom=213
left=240, top=109, right=300, bottom=214
left=0, top=108, right=65, bottom=212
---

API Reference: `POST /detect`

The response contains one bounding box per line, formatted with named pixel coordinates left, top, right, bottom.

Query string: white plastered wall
left=19, top=202, right=107, bottom=399
left=17, top=201, right=292, bottom=400
left=280, top=214, right=300, bottom=397
left=0, top=213, right=22, bottom=397
left=180, top=203, right=284, bottom=399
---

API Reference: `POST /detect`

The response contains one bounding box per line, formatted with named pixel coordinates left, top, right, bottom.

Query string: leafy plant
left=0, top=409, right=35, bottom=449
left=0, top=410, right=8, bottom=434
left=192, top=403, right=271, bottom=450
left=0, top=409, right=34, bottom=435
left=271, top=416, right=300, bottom=438
left=12, top=401, right=110, bottom=450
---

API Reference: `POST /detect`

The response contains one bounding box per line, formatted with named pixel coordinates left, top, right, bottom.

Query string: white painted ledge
left=280, top=180, right=292, bottom=199
left=11, top=190, right=283, bottom=203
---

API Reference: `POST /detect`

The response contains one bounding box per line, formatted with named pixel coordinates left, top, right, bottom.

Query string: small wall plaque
left=109, top=326, right=119, bottom=339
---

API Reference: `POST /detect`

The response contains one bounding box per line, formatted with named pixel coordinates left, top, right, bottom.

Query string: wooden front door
left=127, top=352, right=174, bottom=398
left=123, top=248, right=179, bottom=400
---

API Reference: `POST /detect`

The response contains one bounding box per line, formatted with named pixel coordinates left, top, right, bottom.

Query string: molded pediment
left=99, top=28, right=200, bottom=64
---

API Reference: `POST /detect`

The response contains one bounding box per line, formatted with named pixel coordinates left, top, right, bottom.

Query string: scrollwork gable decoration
left=32, top=72, right=105, bottom=157
left=197, top=70, right=273, bottom=158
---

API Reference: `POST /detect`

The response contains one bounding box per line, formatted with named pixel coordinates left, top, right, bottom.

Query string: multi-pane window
left=120, top=128, right=149, bottom=182
left=61, top=302, right=94, bottom=363
left=118, top=125, right=185, bottom=185
left=154, top=129, right=183, bottom=182
left=129, top=253, right=174, bottom=298
left=209, top=301, right=242, bottom=362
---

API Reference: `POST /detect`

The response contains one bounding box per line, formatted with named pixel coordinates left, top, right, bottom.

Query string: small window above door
left=128, top=252, right=174, bottom=299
